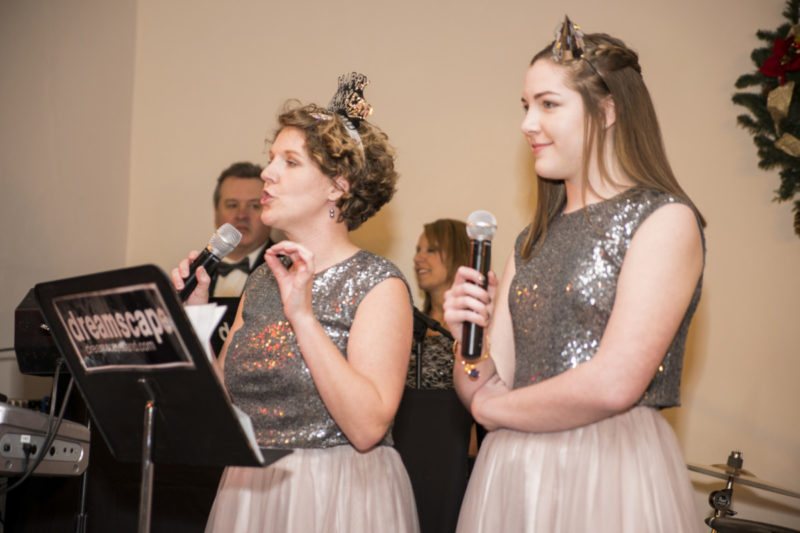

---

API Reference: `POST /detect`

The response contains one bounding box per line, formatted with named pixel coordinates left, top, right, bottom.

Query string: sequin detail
left=509, top=189, right=704, bottom=408
left=225, top=250, right=411, bottom=448
left=232, top=321, right=296, bottom=372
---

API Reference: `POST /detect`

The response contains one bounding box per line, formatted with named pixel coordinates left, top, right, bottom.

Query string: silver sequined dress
left=205, top=250, right=419, bottom=533
left=457, top=189, right=705, bottom=533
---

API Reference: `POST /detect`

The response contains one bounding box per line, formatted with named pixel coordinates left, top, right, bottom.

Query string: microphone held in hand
left=461, top=210, right=497, bottom=360
left=178, top=223, right=242, bottom=301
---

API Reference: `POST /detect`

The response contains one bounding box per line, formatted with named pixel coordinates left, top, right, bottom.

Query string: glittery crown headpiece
left=310, top=72, right=373, bottom=147
left=551, top=16, right=606, bottom=86
left=552, top=15, right=587, bottom=62
left=329, top=72, right=372, bottom=125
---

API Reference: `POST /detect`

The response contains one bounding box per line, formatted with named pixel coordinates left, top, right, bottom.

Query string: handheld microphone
left=461, top=210, right=497, bottom=360
left=178, top=223, right=242, bottom=301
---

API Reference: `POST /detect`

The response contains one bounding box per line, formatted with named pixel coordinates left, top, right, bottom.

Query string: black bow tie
left=215, top=257, right=250, bottom=276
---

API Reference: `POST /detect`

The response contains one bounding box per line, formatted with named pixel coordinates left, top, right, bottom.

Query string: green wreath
left=733, top=0, right=800, bottom=237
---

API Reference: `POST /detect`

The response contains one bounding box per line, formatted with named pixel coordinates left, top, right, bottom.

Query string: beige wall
left=0, top=1, right=136, bottom=396
left=2, top=0, right=799, bottom=527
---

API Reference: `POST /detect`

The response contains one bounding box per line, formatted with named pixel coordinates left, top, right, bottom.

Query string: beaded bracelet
left=452, top=339, right=491, bottom=380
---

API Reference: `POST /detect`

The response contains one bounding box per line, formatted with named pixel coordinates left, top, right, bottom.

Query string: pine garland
left=734, top=0, right=800, bottom=236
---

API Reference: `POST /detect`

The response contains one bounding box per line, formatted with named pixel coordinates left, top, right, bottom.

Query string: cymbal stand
left=706, top=450, right=742, bottom=532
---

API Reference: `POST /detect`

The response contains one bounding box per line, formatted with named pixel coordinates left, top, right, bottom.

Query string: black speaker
left=14, top=288, right=60, bottom=375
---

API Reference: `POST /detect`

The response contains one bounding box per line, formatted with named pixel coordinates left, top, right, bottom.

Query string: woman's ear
left=328, top=175, right=350, bottom=201
left=603, top=96, right=616, bottom=129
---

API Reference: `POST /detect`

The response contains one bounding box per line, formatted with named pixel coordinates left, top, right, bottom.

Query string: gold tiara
left=552, top=16, right=587, bottom=62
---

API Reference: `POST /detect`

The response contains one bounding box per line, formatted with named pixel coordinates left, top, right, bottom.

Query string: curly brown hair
left=272, top=101, right=399, bottom=231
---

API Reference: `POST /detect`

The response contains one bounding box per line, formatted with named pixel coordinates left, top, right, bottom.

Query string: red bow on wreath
left=759, top=27, right=800, bottom=84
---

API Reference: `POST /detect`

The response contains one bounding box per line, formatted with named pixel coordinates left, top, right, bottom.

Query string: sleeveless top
left=509, top=188, right=704, bottom=408
left=224, top=250, right=411, bottom=449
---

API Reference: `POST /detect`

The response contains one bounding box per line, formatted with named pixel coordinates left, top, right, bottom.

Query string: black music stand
left=34, top=265, right=290, bottom=533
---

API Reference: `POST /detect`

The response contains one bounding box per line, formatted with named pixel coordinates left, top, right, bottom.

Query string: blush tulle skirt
left=205, top=444, right=419, bottom=533
left=457, top=406, right=703, bottom=533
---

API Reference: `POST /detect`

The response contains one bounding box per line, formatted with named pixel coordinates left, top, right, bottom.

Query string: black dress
left=393, top=329, right=473, bottom=533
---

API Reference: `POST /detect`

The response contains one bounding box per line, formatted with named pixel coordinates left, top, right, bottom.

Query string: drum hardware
left=688, top=450, right=800, bottom=533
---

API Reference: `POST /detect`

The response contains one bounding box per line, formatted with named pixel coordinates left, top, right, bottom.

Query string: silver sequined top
left=224, top=250, right=410, bottom=449
left=509, top=188, right=704, bottom=408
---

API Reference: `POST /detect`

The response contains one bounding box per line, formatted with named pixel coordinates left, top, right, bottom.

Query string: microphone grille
left=208, top=223, right=242, bottom=258
left=466, top=210, right=497, bottom=241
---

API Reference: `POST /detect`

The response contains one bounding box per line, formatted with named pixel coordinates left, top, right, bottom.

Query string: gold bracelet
left=453, top=338, right=490, bottom=380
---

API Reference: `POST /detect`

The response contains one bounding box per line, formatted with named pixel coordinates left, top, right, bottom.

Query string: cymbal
left=707, top=515, right=800, bottom=533
left=688, top=462, right=800, bottom=499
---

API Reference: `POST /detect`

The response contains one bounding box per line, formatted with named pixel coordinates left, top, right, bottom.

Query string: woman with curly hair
left=173, top=73, right=418, bottom=533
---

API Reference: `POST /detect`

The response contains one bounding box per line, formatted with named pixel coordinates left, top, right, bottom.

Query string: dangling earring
left=329, top=208, right=335, bottom=219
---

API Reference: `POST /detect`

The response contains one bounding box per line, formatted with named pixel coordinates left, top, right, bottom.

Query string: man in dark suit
left=209, top=161, right=273, bottom=298
left=207, top=161, right=275, bottom=356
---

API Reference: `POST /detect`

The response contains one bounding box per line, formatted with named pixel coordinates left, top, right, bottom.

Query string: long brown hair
left=521, top=33, right=705, bottom=259
left=420, top=219, right=469, bottom=315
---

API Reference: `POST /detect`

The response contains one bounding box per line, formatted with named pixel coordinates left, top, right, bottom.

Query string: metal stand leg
left=138, top=400, right=155, bottom=533
left=415, top=339, right=423, bottom=389
left=137, top=378, right=157, bottom=533
left=74, top=419, right=91, bottom=533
